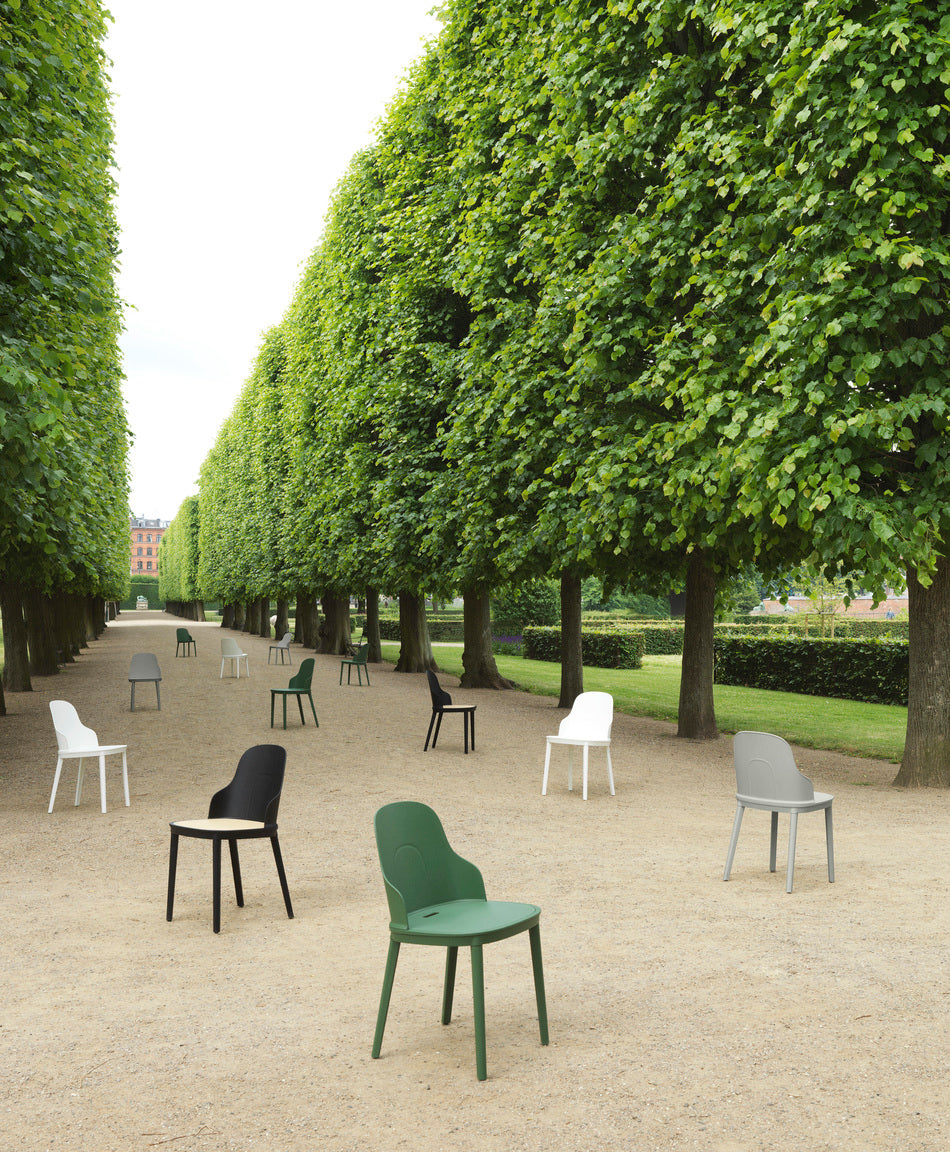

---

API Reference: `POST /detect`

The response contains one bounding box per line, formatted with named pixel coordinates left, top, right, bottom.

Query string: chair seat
left=59, top=743, right=127, bottom=757
left=546, top=734, right=610, bottom=746
left=737, top=790, right=833, bottom=814
left=401, top=899, right=541, bottom=945
left=170, top=817, right=268, bottom=835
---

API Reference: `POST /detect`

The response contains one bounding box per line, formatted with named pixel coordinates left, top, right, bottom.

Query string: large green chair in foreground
left=270, top=658, right=318, bottom=729
left=372, top=801, right=548, bottom=1081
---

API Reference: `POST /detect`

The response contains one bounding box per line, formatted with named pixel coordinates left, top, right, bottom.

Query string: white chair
left=268, top=632, right=293, bottom=665
left=48, top=701, right=129, bottom=814
left=723, top=731, right=834, bottom=893
left=220, top=638, right=250, bottom=678
left=542, top=691, right=615, bottom=800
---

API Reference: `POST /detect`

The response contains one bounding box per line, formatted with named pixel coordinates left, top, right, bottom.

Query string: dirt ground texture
left=0, top=611, right=947, bottom=1152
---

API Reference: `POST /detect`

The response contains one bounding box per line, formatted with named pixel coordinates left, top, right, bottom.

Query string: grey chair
left=723, top=731, right=834, bottom=893
left=268, top=632, right=293, bottom=665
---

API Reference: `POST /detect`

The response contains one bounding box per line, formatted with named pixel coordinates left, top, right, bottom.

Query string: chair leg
left=463, top=712, right=469, bottom=754
left=471, top=944, right=487, bottom=1081
left=121, top=750, right=130, bottom=807
left=155, top=681, right=161, bottom=711
left=75, top=756, right=85, bottom=806
left=228, top=838, right=244, bottom=907
left=786, top=811, right=799, bottom=893
left=372, top=939, right=401, bottom=1059
left=770, top=811, right=779, bottom=873
left=825, top=805, right=835, bottom=883
left=282, top=695, right=287, bottom=730
left=271, top=835, right=294, bottom=919
left=567, top=747, right=574, bottom=793
left=723, top=803, right=744, bottom=881
left=424, top=710, right=437, bottom=751
left=49, top=755, right=65, bottom=813
left=339, top=663, right=344, bottom=685
left=469, top=710, right=475, bottom=751
left=212, top=835, right=222, bottom=933
left=296, top=692, right=305, bottom=725
left=605, top=745, right=615, bottom=796
left=529, top=924, right=549, bottom=1046
left=442, top=946, right=458, bottom=1024
left=98, top=752, right=107, bottom=813
left=433, top=713, right=444, bottom=749
left=166, top=831, right=179, bottom=920
left=307, top=692, right=318, bottom=726
left=582, top=744, right=589, bottom=800
left=270, top=692, right=276, bottom=728
left=542, top=740, right=552, bottom=795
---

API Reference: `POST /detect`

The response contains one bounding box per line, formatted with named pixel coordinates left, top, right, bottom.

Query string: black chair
left=166, top=744, right=294, bottom=933
left=424, top=669, right=476, bottom=754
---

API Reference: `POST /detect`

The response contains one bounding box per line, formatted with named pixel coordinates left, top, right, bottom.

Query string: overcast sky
left=106, top=1, right=442, bottom=521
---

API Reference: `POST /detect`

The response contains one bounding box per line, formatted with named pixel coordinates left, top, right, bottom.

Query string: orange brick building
left=130, top=516, right=168, bottom=575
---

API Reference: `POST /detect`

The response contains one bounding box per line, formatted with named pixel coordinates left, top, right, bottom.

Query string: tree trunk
left=364, top=587, right=382, bottom=663
left=318, top=595, right=350, bottom=654
left=244, top=599, right=260, bottom=635
left=25, top=587, right=58, bottom=676
left=461, top=586, right=513, bottom=689
left=677, top=550, right=718, bottom=740
left=274, top=598, right=290, bottom=639
left=193, top=600, right=206, bottom=622
left=894, top=558, right=950, bottom=786
left=558, top=571, right=584, bottom=708
left=0, top=580, right=32, bottom=691
left=298, top=594, right=319, bottom=649
left=394, top=592, right=435, bottom=673
left=221, top=604, right=234, bottom=628
left=232, top=602, right=246, bottom=630
left=258, top=596, right=271, bottom=638
left=0, top=676, right=5, bottom=716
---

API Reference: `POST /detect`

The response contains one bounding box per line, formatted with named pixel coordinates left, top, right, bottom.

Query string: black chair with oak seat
left=424, top=669, right=476, bottom=754
left=166, top=744, right=294, bottom=933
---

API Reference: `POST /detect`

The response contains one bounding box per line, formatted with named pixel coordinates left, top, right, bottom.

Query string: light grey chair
left=220, top=638, right=249, bottom=678
left=268, top=632, right=293, bottom=665
left=723, top=731, right=834, bottom=893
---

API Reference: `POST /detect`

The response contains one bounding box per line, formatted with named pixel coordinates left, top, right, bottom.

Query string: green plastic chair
left=270, top=658, right=318, bottom=729
left=339, top=643, right=370, bottom=685
left=175, top=628, right=196, bottom=657
left=372, top=801, right=548, bottom=1081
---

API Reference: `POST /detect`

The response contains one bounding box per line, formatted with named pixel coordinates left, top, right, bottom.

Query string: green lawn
left=383, top=644, right=906, bottom=763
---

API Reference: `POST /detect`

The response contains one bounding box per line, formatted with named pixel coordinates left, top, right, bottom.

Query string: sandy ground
left=0, top=611, right=947, bottom=1152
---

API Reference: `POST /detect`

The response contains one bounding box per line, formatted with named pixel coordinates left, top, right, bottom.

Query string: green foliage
left=491, top=580, right=560, bottom=632
left=714, top=636, right=908, bottom=706
left=159, top=497, right=201, bottom=604
left=0, top=0, right=128, bottom=598
left=523, top=625, right=644, bottom=669
left=120, top=575, right=161, bottom=610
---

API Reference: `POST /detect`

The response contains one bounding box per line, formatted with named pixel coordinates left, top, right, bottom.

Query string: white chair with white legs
left=220, top=638, right=250, bottom=678
left=48, top=700, right=129, bottom=814
left=723, top=731, right=834, bottom=893
left=542, top=691, right=615, bottom=800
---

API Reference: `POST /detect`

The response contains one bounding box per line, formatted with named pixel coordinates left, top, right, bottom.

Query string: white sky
left=106, top=0, right=443, bottom=521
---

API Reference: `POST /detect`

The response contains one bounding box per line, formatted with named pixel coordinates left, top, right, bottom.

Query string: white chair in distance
left=723, top=731, right=834, bottom=893
left=48, top=700, right=129, bottom=814
left=542, top=691, right=615, bottom=800
left=220, top=638, right=250, bottom=678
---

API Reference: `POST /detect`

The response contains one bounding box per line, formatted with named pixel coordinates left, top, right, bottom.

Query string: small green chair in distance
left=270, top=658, right=318, bottom=730
left=339, top=643, right=370, bottom=685
left=175, top=628, right=197, bottom=657
left=372, top=801, right=548, bottom=1081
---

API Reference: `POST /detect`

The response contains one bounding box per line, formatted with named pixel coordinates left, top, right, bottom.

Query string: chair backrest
left=277, top=632, right=292, bottom=648
left=221, top=638, right=243, bottom=656
left=374, top=801, right=485, bottom=928
left=558, top=691, right=613, bottom=740
left=208, top=744, right=287, bottom=824
left=733, top=731, right=816, bottom=804
left=426, top=669, right=452, bottom=708
left=353, top=643, right=368, bottom=664
left=49, top=700, right=98, bottom=751
left=288, top=657, right=314, bottom=690
left=176, top=628, right=192, bottom=642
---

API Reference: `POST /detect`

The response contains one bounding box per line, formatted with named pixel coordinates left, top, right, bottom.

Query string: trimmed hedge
left=378, top=618, right=465, bottom=642
left=523, top=627, right=644, bottom=669
left=714, top=636, right=908, bottom=706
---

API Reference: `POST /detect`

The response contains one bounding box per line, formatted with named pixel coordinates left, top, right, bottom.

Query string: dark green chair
left=175, top=628, right=196, bottom=657
left=372, top=801, right=548, bottom=1081
left=339, top=643, right=370, bottom=685
left=270, top=658, right=318, bottom=729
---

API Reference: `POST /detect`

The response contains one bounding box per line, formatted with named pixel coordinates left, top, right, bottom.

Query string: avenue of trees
left=163, top=0, right=950, bottom=785
left=0, top=0, right=130, bottom=715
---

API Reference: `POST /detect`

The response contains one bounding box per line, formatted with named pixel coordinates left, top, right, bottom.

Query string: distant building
left=130, top=515, right=169, bottom=575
